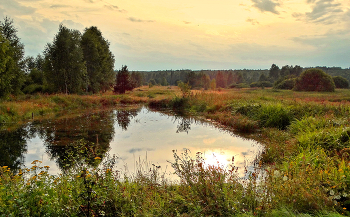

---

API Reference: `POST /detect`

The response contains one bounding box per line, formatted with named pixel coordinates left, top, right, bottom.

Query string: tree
left=280, top=65, right=291, bottom=77
left=290, top=65, right=302, bottom=77
left=177, top=81, right=191, bottom=98
left=216, top=71, right=226, bottom=88
left=0, top=32, right=14, bottom=98
left=333, top=76, right=349, bottom=89
left=294, top=68, right=335, bottom=92
left=259, top=73, right=268, bottom=82
left=227, top=71, right=234, bottom=86
left=210, top=79, right=216, bottom=90
left=114, top=65, right=134, bottom=94
left=130, top=71, right=144, bottom=87
left=44, top=24, right=87, bottom=94
left=0, top=17, right=25, bottom=96
left=81, top=26, right=115, bottom=93
left=269, top=64, right=280, bottom=81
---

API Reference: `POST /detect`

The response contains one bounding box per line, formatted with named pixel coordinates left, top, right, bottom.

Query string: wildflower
left=344, top=207, right=347, bottom=210
left=335, top=194, right=341, bottom=200
left=2, top=166, right=8, bottom=169
left=283, top=176, right=288, bottom=181
left=343, top=192, right=348, bottom=197
left=44, top=166, right=50, bottom=169
left=273, top=170, right=280, bottom=178
left=330, top=190, right=335, bottom=196
left=31, top=160, right=39, bottom=164
left=94, top=157, right=101, bottom=160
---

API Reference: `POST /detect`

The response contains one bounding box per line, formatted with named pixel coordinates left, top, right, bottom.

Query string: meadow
left=1, top=86, right=350, bottom=216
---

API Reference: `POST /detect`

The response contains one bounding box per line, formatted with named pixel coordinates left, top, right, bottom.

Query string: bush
left=293, top=68, right=335, bottom=92
left=250, top=81, right=273, bottom=88
left=22, top=84, right=44, bottom=94
left=333, top=76, right=349, bottom=89
left=274, top=78, right=296, bottom=90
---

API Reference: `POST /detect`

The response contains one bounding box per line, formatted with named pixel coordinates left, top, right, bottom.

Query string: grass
left=2, top=86, right=350, bottom=215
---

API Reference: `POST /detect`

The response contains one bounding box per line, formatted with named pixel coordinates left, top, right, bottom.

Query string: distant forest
left=133, top=66, right=350, bottom=89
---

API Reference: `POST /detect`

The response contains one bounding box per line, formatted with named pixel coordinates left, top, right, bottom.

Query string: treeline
left=133, top=64, right=350, bottom=90
left=0, top=17, right=115, bottom=98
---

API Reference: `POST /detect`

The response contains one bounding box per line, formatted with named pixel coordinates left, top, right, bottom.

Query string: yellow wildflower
left=2, top=166, right=8, bottom=169
left=94, top=157, right=101, bottom=160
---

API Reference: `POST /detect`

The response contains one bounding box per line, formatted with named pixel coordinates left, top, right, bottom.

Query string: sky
left=0, top=0, right=349, bottom=71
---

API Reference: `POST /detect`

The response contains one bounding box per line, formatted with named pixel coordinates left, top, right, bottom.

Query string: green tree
left=333, top=76, right=349, bottom=89
left=0, top=32, right=14, bottom=98
left=290, top=65, right=302, bottom=77
left=0, top=17, right=25, bottom=96
left=114, top=65, right=133, bottom=94
left=259, top=73, right=268, bottom=82
left=269, top=64, right=280, bottom=81
left=130, top=71, right=144, bottom=87
left=280, top=65, right=291, bottom=77
left=44, top=24, right=87, bottom=94
left=294, top=68, right=335, bottom=92
left=81, top=26, right=115, bottom=93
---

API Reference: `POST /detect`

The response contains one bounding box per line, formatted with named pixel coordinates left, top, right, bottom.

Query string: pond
left=0, top=107, right=262, bottom=179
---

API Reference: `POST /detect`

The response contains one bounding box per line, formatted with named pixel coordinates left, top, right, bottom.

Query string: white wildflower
left=273, top=170, right=280, bottom=178
left=283, top=176, right=288, bottom=181
left=330, top=190, right=335, bottom=196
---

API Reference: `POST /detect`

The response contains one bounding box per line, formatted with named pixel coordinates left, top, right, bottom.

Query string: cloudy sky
left=0, top=0, right=349, bottom=70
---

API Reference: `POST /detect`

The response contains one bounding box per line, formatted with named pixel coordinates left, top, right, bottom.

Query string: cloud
left=104, top=5, right=127, bottom=13
left=292, top=30, right=350, bottom=67
left=246, top=18, right=260, bottom=25
left=0, top=0, right=36, bottom=16
left=50, top=4, right=71, bottom=9
left=251, top=0, right=280, bottom=14
left=128, top=17, right=154, bottom=23
left=294, top=0, right=344, bottom=24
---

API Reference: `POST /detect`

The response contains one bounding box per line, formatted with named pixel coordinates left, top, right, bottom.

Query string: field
left=1, top=86, right=350, bottom=216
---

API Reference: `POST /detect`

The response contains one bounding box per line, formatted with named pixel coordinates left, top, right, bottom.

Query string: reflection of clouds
left=203, top=138, right=216, bottom=144
left=23, top=107, right=262, bottom=180
left=128, top=148, right=155, bottom=154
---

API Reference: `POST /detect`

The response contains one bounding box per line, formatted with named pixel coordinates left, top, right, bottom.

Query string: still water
left=0, top=107, right=261, bottom=179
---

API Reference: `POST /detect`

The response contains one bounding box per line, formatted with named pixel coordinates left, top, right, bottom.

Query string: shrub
left=333, top=76, right=349, bottom=89
left=22, top=84, right=44, bottom=94
left=250, top=81, right=273, bottom=88
left=274, top=78, right=296, bottom=90
left=254, top=103, right=292, bottom=130
left=293, top=68, right=335, bottom=92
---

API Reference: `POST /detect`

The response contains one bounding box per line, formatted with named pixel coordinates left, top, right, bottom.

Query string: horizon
left=1, top=0, right=349, bottom=71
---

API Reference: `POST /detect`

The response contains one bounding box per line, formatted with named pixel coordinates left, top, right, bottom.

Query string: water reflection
left=0, top=107, right=261, bottom=179
left=0, top=127, right=28, bottom=170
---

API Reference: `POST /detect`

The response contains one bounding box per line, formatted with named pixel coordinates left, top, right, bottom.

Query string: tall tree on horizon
left=44, top=24, right=87, bottom=94
left=0, top=17, right=25, bottom=96
left=269, top=64, right=280, bottom=81
left=81, top=26, right=115, bottom=93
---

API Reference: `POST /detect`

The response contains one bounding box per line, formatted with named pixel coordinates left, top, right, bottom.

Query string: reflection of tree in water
left=176, top=118, right=192, bottom=134
left=33, top=110, right=117, bottom=171
left=115, top=108, right=140, bottom=131
left=0, top=126, right=29, bottom=170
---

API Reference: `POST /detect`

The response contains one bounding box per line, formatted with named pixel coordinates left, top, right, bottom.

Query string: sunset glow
left=1, top=0, right=349, bottom=70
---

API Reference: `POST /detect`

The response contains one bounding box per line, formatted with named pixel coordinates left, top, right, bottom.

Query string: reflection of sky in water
left=23, top=107, right=261, bottom=179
